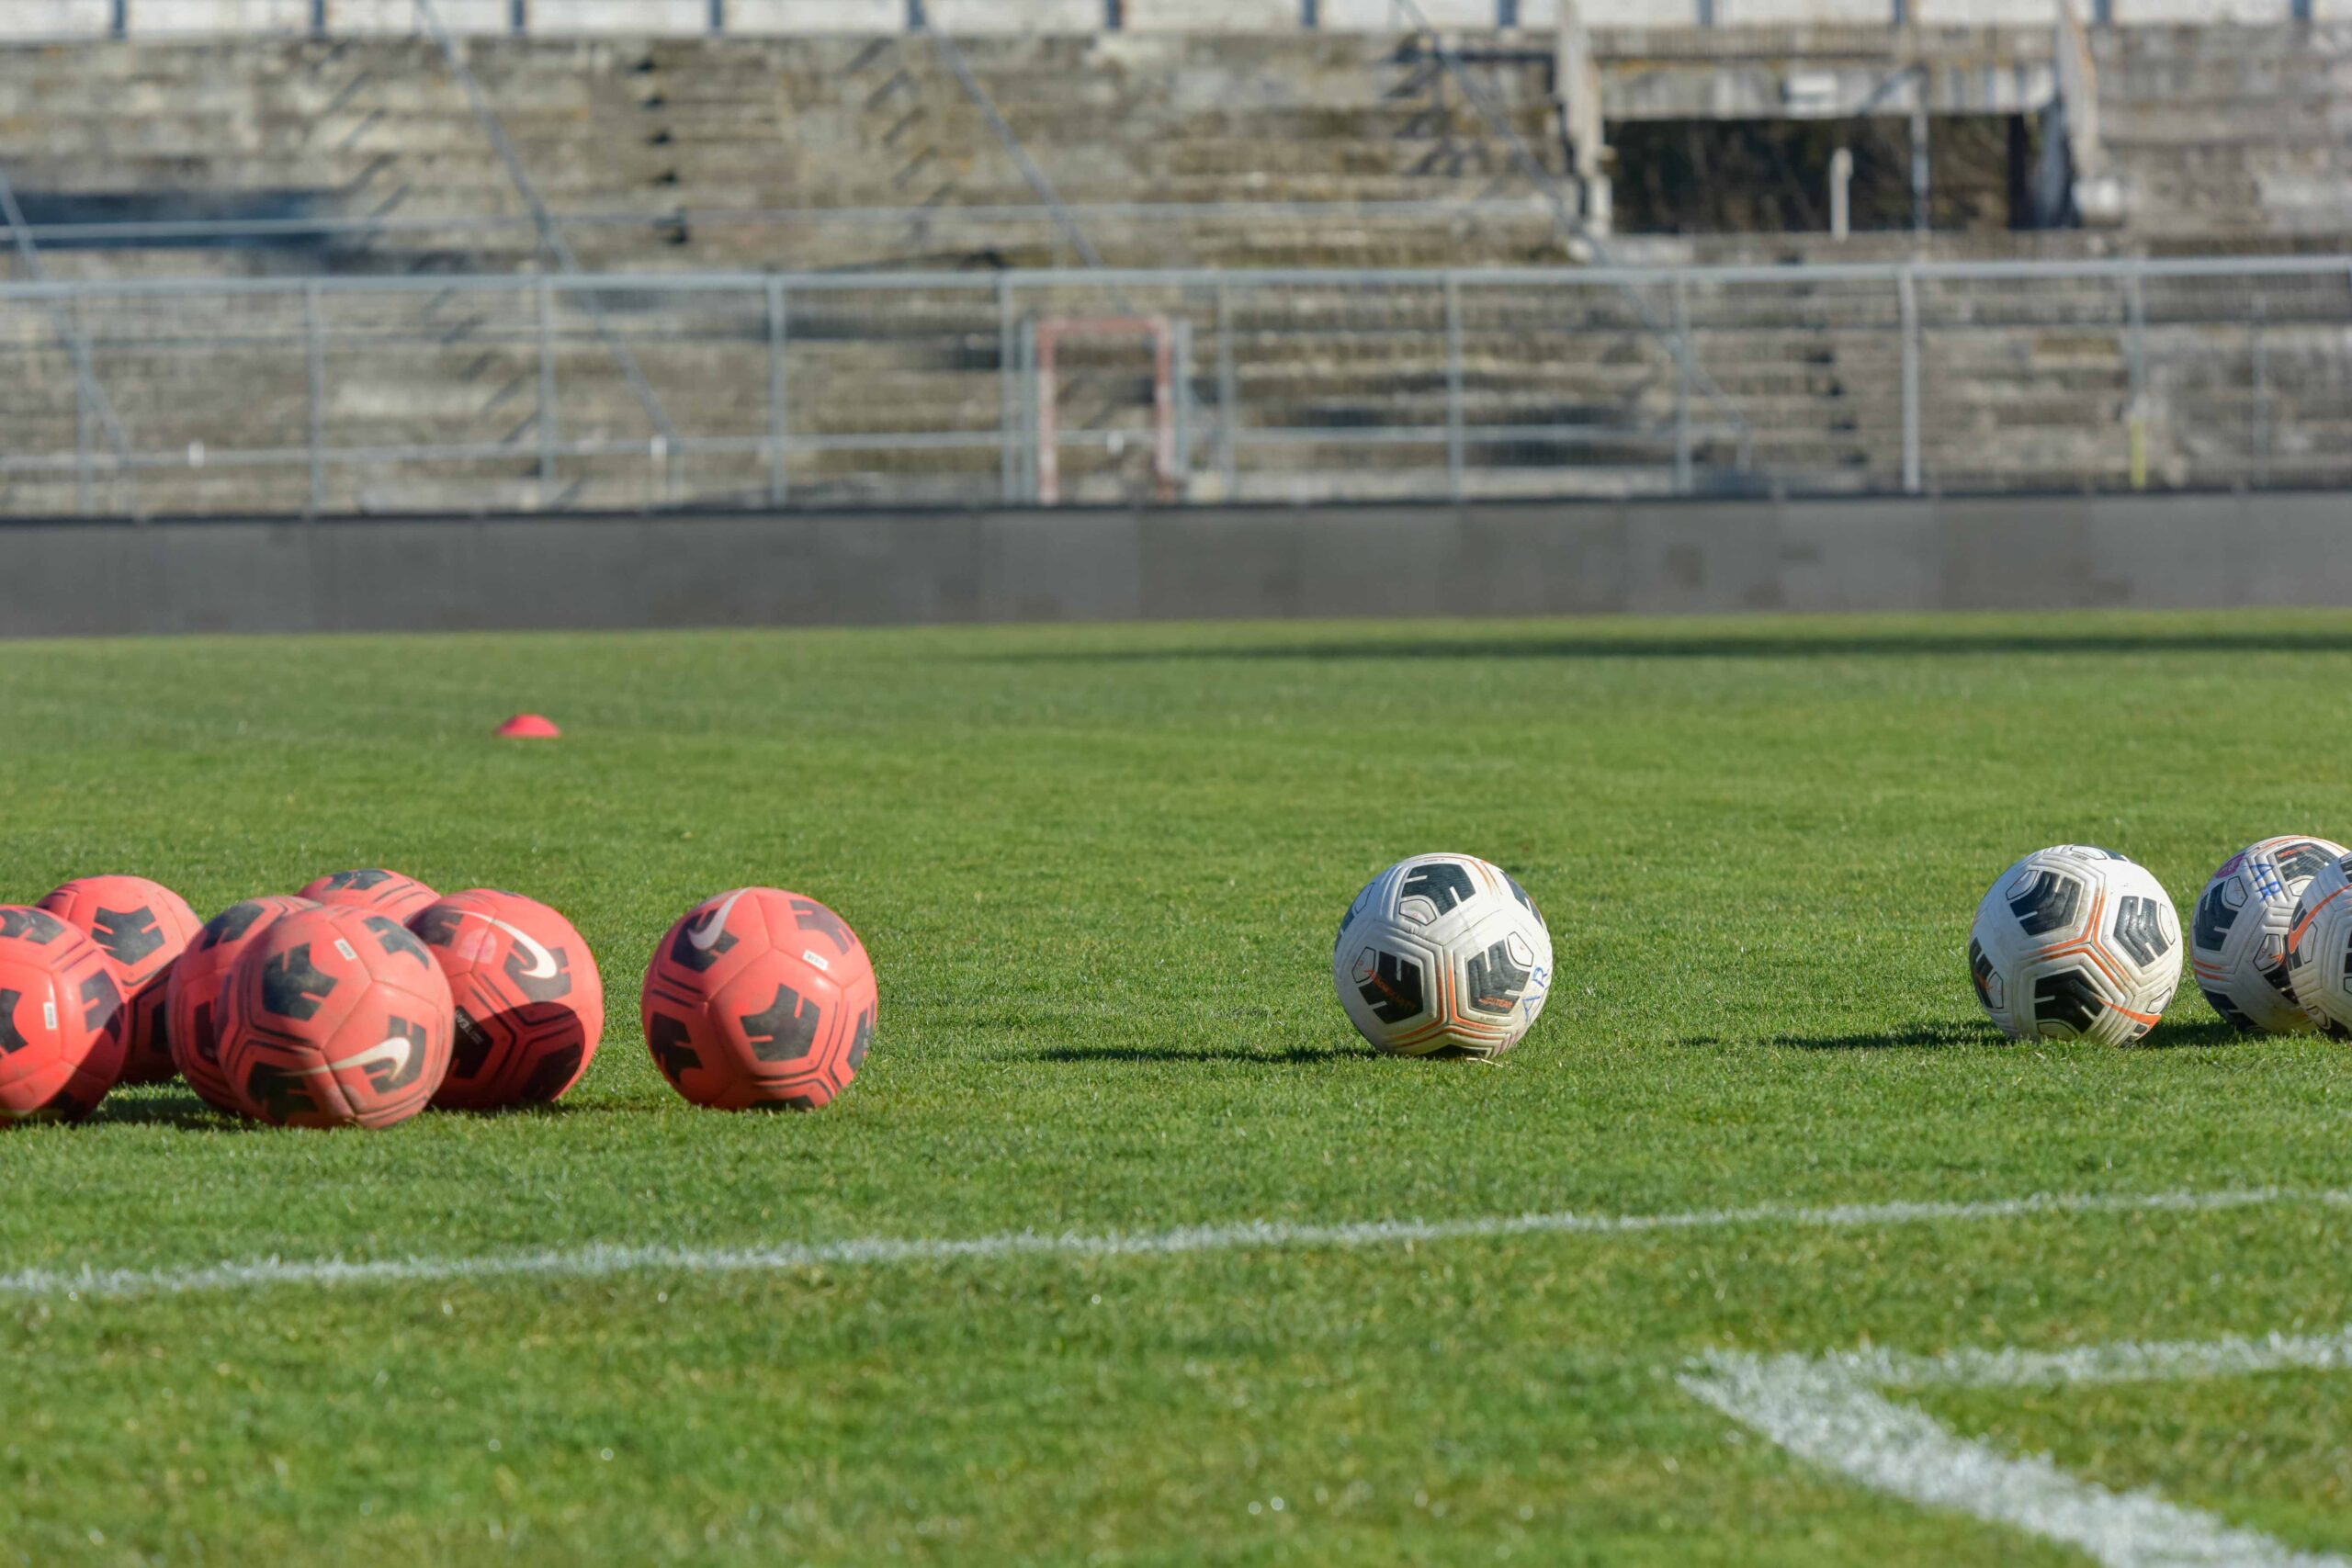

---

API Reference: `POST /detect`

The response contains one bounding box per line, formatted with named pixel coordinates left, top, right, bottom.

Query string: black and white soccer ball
left=1967, top=845, right=2181, bottom=1046
left=2191, top=835, right=2348, bottom=1033
left=2285, top=850, right=2352, bottom=1040
left=1333, top=853, right=1552, bottom=1058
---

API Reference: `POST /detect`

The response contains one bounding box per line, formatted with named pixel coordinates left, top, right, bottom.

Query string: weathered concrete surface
left=4, top=492, right=2349, bottom=637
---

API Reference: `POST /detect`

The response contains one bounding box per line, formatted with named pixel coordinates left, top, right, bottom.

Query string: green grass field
left=5, top=612, right=2351, bottom=1566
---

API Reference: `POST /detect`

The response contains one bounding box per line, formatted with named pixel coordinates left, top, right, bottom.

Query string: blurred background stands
left=0, top=0, right=2343, bottom=513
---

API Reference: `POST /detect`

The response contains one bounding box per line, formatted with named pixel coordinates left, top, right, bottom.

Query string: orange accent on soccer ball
left=2288, top=886, right=2348, bottom=954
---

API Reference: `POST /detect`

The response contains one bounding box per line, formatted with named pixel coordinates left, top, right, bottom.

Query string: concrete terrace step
left=2101, top=106, right=2352, bottom=145
left=0, top=32, right=2345, bottom=513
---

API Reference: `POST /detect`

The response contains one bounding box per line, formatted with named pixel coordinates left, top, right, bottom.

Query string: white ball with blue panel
left=2192, top=836, right=2347, bottom=1034
left=2285, top=849, right=2352, bottom=1040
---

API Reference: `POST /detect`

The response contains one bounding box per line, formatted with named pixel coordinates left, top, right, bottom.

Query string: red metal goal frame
left=1033, top=315, right=1178, bottom=506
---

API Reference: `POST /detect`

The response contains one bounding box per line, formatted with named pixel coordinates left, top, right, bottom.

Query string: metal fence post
left=1909, top=97, right=1931, bottom=236
left=1216, top=280, right=1238, bottom=502
left=767, top=276, right=790, bottom=508
left=1172, top=318, right=1194, bottom=489
left=1672, top=273, right=1693, bottom=494
left=1035, top=321, right=1059, bottom=506
left=19, top=257, right=2352, bottom=521
left=998, top=275, right=1017, bottom=505
left=72, top=293, right=93, bottom=515
left=304, top=280, right=326, bottom=515
left=2250, top=295, right=2267, bottom=488
left=1016, top=319, right=1035, bottom=504
left=2125, top=270, right=2147, bottom=491
left=1897, top=267, right=1921, bottom=494
left=1444, top=274, right=1465, bottom=503
left=537, top=278, right=558, bottom=496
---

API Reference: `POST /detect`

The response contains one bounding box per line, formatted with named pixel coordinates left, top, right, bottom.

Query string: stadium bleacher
left=0, top=6, right=2345, bottom=514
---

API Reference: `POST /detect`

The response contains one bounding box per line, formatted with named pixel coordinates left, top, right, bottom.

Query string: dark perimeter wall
left=5, top=494, right=2351, bottom=638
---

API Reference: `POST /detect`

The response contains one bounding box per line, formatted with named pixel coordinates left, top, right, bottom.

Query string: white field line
left=1811, top=1324, right=2352, bottom=1392
left=3, top=1181, right=2348, bottom=1303
left=1681, top=1331, right=2352, bottom=1568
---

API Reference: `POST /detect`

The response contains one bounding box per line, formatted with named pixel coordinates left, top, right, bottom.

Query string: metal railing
left=0, top=197, right=1560, bottom=245
left=0, top=197, right=1571, bottom=276
left=0, top=169, right=131, bottom=508
left=0, top=0, right=2312, bottom=41
left=0, top=256, right=2344, bottom=517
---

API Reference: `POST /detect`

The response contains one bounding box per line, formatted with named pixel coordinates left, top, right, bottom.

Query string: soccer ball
left=410, top=889, right=604, bottom=1110
left=216, top=905, right=455, bottom=1129
left=166, top=896, right=320, bottom=1116
left=2190, top=836, right=2348, bottom=1033
left=2285, top=849, right=2352, bottom=1039
left=1968, top=845, right=2181, bottom=1045
left=36, top=874, right=202, bottom=1085
left=640, top=887, right=876, bottom=1111
left=297, top=869, right=441, bottom=923
left=1332, top=853, right=1552, bottom=1058
left=0, top=906, right=127, bottom=1123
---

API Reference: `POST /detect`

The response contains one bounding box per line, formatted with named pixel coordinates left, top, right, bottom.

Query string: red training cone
left=495, top=714, right=561, bottom=739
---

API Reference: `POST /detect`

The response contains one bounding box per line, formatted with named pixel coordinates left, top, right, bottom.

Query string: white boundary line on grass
left=1799, top=1323, right=2352, bottom=1393
left=1681, top=1329, right=2352, bottom=1568
left=4, top=1180, right=2347, bottom=1302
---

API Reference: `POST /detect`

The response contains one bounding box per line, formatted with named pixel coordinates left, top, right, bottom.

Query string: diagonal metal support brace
left=922, top=21, right=1138, bottom=478
left=0, top=172, right=132, bottom=469
left=413, top=0, right=679, bottom=449
left=923, top=24, right=1111, bottom=276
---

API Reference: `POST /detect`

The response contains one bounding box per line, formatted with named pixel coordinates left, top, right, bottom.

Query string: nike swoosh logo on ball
left=686, top=890, right=747, bottom=953
left=456, top=908, right=560, bottom=979
left=309, top=1035, right=414, bottom=1078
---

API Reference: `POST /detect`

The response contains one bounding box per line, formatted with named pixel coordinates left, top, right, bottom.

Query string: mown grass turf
left=1919, top=1375, right=2352, bottom=1555
left=4, top=611, right=2352, bottom=1565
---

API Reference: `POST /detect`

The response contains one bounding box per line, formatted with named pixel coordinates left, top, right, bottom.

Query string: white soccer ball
left=2191, top=835, right=2349, bottom=1033
left=2284, top=848, right=2352, bottom=1040
left=1967, top=845, right=2181, bottom=1046
left=1333, top=852, right=1552, bottom=1058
